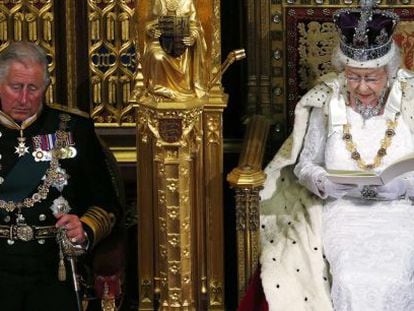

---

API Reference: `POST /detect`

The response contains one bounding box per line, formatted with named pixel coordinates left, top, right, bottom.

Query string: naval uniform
left=0, top=105, right=119, bottom=310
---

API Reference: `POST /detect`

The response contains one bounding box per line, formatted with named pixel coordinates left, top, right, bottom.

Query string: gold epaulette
left=47, top=103, right=90, bottom=118
left=80, top=206, right=116, bottom=247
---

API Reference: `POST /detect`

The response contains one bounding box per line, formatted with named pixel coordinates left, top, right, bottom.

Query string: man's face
left=0, top=61, right=46, bottom=122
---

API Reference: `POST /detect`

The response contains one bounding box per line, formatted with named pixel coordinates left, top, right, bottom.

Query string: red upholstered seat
left=237, top=267, right=269, bottom=311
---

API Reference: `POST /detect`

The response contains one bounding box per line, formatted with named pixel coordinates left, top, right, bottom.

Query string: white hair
left=331, top=42, right=401, bottom=83
left=0, top=41, right=50, bottom=88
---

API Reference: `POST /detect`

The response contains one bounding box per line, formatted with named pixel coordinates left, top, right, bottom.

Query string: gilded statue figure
left=142, top=0, right=208, bottom=101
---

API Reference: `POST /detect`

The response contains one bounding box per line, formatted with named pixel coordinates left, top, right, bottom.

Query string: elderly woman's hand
left=322, top=179, right=357, bottom=199
left=316, top=173, right=357, bottom=199
left=374, top=177, right=408, bottom=200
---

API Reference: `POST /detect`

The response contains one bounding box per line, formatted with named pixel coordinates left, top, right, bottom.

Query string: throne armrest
left=227, top=115, right=270, bottom=187
left=226, top=115, right=270, bottom=302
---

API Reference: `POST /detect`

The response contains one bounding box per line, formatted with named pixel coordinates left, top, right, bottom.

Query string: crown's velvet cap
left=333, top=5, right=399, bottom=65
left=335, top=11, right=397, bottom=48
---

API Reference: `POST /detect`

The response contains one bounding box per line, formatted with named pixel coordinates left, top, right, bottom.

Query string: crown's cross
left=360, top=0, right=376, bottom=10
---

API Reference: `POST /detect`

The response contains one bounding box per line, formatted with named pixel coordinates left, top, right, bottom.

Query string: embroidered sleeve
left=293, top=107, right=328, bottom=197
left=80, top=206, right=116, bottom=247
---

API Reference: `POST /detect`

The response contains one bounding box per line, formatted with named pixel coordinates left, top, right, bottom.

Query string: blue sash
left=0, top=153, right=49, bottom=202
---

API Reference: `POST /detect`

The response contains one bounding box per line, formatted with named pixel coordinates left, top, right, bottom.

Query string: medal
left=32, top=132, right=76, bottom=160
left=0, top=113, right=36, bottom=158
left=33, top=149, right=45, bottom=161
left=68, top=146, right=77, bottom=158
left=58, top=148, right=68, bottom=159
left=15, top=136, right=29, bottom=157
left=51, top=166, right=69, bottom=192
left=50, top=195, right=71, bottom=216
left=32, top=149, right=53, bottom=162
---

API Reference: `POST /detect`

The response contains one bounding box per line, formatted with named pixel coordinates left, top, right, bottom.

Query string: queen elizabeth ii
left=249, top=1, right=414, bottom=310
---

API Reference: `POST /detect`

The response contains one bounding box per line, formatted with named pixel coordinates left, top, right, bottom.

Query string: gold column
left=203, top=95, right=227, bottom=310
left=136, top=97, right=217, bottom=310
left=133, top=0, right=228, bottom=308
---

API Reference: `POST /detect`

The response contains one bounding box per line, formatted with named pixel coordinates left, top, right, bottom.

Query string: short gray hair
left=0, top=41, right=50, bottom=88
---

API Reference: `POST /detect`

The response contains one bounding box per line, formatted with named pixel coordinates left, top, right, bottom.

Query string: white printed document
left=326, top=153, right=414, bottom=185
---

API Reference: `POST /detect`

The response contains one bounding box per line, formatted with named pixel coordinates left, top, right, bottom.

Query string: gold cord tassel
left=58, top=248, right=66, bottom=281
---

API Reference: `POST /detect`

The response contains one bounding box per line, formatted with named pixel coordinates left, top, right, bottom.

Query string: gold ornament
left=342, top=116, right=398, bottom=170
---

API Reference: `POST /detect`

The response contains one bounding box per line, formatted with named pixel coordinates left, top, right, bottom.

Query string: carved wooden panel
left=87, top=0, right=137, bottom=124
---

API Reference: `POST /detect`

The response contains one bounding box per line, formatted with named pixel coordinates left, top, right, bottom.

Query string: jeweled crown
left=333, top=0, right=399, bottom=62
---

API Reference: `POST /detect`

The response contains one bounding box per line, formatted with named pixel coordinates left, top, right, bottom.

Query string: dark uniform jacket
left=0, top=104, right=119, bottom=273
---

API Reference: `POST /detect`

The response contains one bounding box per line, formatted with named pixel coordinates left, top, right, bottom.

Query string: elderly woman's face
left=344, top=66, right=388, bottom=106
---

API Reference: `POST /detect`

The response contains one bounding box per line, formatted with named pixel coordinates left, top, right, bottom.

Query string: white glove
left=317, top=174, right=357, bottom=199
left=372, top=177, right=407, bottom=200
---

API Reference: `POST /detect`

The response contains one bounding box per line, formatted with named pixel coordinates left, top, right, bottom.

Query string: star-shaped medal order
left=15, top=137, right=29, bottom=157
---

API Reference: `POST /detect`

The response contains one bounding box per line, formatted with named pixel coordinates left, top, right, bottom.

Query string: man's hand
left=55, top=214, right=86, bottom=244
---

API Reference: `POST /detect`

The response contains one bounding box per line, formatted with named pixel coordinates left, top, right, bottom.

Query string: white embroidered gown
left=296, top=105, right=414, bottom=310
